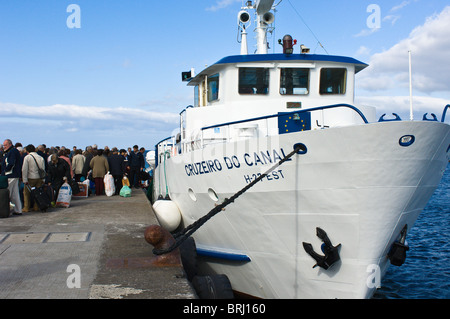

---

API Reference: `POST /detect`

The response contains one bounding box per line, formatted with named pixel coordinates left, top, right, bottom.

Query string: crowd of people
left=0, top=139, right=147, bottom=216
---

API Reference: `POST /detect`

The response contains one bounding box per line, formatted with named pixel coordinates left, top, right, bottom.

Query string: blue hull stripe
left=197, top=248, right=251, bottom=262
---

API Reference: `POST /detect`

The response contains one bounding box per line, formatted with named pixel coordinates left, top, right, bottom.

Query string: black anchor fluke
left=303, top=227, right=341, bottom=270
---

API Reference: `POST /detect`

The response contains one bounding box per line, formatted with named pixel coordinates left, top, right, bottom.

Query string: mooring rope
left=152, top=144, right=303, bottom=255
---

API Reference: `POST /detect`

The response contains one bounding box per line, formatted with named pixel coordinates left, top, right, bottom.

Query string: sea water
left=374, top=164, right=450, bottom=299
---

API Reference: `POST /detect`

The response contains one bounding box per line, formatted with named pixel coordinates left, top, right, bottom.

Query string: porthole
left=399, top=135, right=415, bottom=147
left=188, top=188, right=197, bottom=202
left=208, top=188, right=219, bottom=202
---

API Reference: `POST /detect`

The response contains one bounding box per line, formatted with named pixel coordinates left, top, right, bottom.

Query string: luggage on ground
left=69, top=178, right=80, bottom=195
left=0, top=188, right=10, bottom=218
left=44, top=185, right=56, bottom=207
left=56, top=182, right=72, bottom=208
left=120, top=185, right=132, bottom=198
left=0, top=176, right=8, bottom=189
left=73, top=180, right=89, bottom=198
left=29, top=185, right=52, bottom=212
left=104, top=172, right=115, bottom=197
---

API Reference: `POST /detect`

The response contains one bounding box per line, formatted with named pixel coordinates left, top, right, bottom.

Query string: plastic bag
left=120, top=185, right=132, bottom=198
left=104, top=172, right=115, bottom=197
left=56, top=182, right=72, bottom=208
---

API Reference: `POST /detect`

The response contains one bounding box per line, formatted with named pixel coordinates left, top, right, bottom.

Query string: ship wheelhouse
left=176, top=53, right=376, bottom=153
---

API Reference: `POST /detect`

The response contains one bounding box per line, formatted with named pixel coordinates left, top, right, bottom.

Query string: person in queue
left=21, top=144, right=46, bottom=212
left=47, top=153, right=71, bottom=197
left=1, top=139, right=22, bottom=215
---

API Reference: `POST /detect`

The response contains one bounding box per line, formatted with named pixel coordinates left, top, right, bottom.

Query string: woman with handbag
left=21, top=144, right=46, bottom=212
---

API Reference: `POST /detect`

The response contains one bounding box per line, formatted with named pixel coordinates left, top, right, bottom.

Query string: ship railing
left=199, top=103, right=369, bottom=148
left=154, top=136, right=175, bottom=167
left=415, top=104, right=450, bottom=123
left=155, top=103, right=449, bottom=162
left=442, top=104, right=450, bottom=123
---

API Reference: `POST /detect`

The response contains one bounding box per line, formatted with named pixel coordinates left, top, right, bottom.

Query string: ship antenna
left=285, top=0, right=329, bottom=54
left=409, top=50, right=414, bottom=121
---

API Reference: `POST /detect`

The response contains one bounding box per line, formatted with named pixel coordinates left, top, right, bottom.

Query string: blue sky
left=1, top=0, right=449, bottom=150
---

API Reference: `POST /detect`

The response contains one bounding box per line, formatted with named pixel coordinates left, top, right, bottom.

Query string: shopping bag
left=73, top=181, right=89, bottom=198
left=104, top=172, right=115, bottom=197
left=119, top=185, right=132, bottom=198
left=56, top=182, right=72, bottom=208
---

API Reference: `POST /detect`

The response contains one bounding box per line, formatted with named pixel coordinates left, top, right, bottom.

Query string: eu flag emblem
left=278, top=112, right=311, bottom=135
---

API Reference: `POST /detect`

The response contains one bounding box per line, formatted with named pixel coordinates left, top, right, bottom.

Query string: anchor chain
left=152, top=144, right=304, bottom=255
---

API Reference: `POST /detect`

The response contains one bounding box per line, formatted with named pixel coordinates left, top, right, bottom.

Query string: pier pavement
left=0, top=189, right=196, bottom=299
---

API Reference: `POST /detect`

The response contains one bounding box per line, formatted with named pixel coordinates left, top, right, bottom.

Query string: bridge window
left=208, top=74, right=220, bottom=102
left=320, top=68, right=347, bottom=95
left=194, top=85, right=199, bottom=107
left=239, top=68, right=269, bottom=95
left=280, top=68, right=309, bottom=95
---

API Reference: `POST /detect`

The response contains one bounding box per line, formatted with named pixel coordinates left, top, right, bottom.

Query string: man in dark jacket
left=107, top=148, right=126, bottom=195
left=81, top=146, right=94, bottom=180
left=128, top=145, right=144, bottom=188
left=36, top=145, right=48, bottom=171
left=48, top=154, right=72, bottom=197
left=1, top=139, right=22, bottom=215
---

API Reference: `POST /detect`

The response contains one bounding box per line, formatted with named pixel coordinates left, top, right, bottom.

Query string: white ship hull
left=153, top=120, right=449, bottom=298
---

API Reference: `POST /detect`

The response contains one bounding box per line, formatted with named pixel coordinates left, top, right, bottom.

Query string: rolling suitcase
left=28, top=185, right=52, bottom=212
left=0, top=188, right=10, bottom=218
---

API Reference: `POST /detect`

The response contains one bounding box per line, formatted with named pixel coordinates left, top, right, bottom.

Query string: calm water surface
left=374, top=164, right=450, bottom=299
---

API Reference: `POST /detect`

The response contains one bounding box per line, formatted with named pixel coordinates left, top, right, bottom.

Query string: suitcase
left=0, top=176, right=8, bottom=189
left=0, top=188, right=10, bottom=218
left=30, top=185, right=52, bottom=212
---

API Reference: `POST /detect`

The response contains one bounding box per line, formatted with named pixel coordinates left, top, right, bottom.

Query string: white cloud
left=353, top=27, right=380, bottom=38
left=390, top=1, right=413, bottom=13
left=355, top=46, right=372, bottom=57
left=0, top=102, right=179, bottom=148
left=358, top=6, right=450, bottom=94
left=0, top=102, right=178, bottom=124
left=355, top=95, right=449, bottom=120
left=206, top=0, right=240, bottom=12
left=383, top=15, right=400, bottom=26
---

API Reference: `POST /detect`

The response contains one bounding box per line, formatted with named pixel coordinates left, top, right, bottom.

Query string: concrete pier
left=0, top=189, right=196, bottom=299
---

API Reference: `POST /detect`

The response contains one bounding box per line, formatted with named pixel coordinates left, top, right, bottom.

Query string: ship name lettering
left=244, top=148, right=291, bottom=166
left=184, top=148, right=291, bottom=177
left=185, top=159, right=223, bottom=177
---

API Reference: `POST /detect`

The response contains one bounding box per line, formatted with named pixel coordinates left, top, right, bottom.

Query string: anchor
left=388, top=225, right=409, bottom=267
left=303, top=228, right=341, bottom=270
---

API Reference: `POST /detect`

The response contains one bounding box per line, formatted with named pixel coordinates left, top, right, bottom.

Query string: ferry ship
left=151, top=0, right=450, bottom=298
